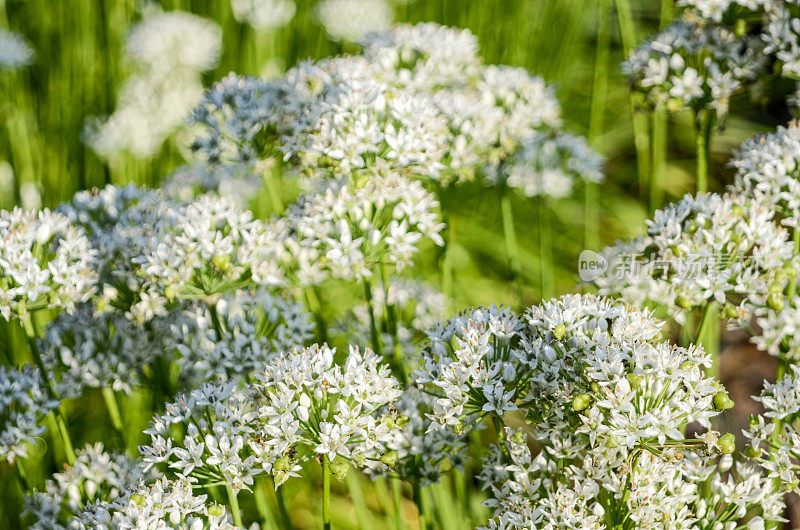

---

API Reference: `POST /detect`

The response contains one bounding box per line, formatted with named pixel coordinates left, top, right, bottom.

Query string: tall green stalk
left=304, top=286, right=328, bottom=344
left=225, top=485, right=243, bottom=527
left=586, top=0, right=610, bottom=252
left=695, top=109, right=714, bottom=193
left=437, top=183, right=454, bottom=313
left=391, top=477, right=404, bottom=530
left=379, top=266, right=408, bottom=384
left=650, top=110, right=667, bottom=213
left=362, top=279, right=384, bottom=357
left=413, top=478, right=427, bottom=530
left=694, top=302, right=720, bottom=379
left=499, top=187, right=522, bottom=307
left=538, top=200, right=554, bottom=300
left=101, top=386, right=126, bottom=449
left=322, top=456, right=332, bottom=530
left=20, top=312, right=76, bottom=465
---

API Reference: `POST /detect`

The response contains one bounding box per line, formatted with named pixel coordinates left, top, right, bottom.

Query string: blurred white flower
left=316, top=0, right=393, bottom=42
left=231, top=0, right=296, bottom=32
left=0, top=29, right=34, bottom=70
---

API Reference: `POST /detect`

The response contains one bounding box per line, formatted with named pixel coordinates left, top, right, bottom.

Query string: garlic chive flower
left=596, top=193, right=797, bottom=323
left=623, top=20, right=766, bottom=116
left=161, top=164, right=261, bottom=208
left=0, top=29, right=35, bottom=70
left=249, top=344, right=403, bottom=486
left=230, top=0, right=296, bottom=32
left=39, top=303, right=187, bottom=397
left=750, top=297, right=800, bottom=362
left=177, top=287, right=314, bottom=383
left=730, top=120, right=800, bottom=226
left=135, top=195, right=285, bottom=304
left=315, top=0, right=393, bottom=43
left=677, top=0, right=766, bottom=22
left=765, top=4, right=800, bottom=79
left=76, top=478, right=239, bottom=529
left=140, top=382, right=258, bottom=494
left=281, top=172, right=444, bottom=284
left=26, top=443, right=148, bottom=529
left=488, top=130, right=604, bottom=199
left=0, top=365, right=58, bottom=463
left=412, top=305, right=528, bottom=435
left=0, top=208, right=98, bottom=320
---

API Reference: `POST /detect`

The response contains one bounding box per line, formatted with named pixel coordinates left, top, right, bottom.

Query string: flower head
left=0, top=365, right=58, bottom=463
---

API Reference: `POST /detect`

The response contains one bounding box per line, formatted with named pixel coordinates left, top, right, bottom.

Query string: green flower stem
left=492, top=416, right=511, bottom=463
left=694, top=302, right=720, bottom=379
left=391, top=477, right=403, bottom=530
left=379, top=265, right=408, bottom=384
left=253, top=478, right=277, bottom=529
left=538, top=199, right=554, bottom=300
left=274, top=480, right=293, bottom=530
left=413, top=479, right=427, bottom=530
left=787, top=228, right=800, bottom=299
left=303, top=286, right=329, bottom=344
left=500, top=186, right=523, bottom=308
left=695, top=108, right=714, bottom=193
left=20, top=312, right=76, bottom=465
left=322, top=456, right=332, bottom=530
left=650, top=109, right=667, bottom=213
left=436, top=183, right=454, bottom=314
left=362, top=279, right=384, bottom=357
left=15, top=458, right=30, bottom=492
left=262, top=165, right=283, bottom=215
left=345, top=472, right=371, bottom=529
left=101, top=386, right=126, bottom=449
left=207, top=301, right=224, bottom=342
left=225, top=484, right=243, bottom=527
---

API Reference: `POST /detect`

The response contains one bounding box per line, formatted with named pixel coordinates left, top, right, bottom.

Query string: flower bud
left=273, top=456, right=291, bottom=472
left=572, top=393, right=592, bottom=412
left=626, top=373, right=644, bottom=390
left=165, top=283, right=179, bottom=300
left=211, top=254, right=231, bottom=272
left=713, top=391, right=734, bottom=411
left=208, top=504, right=226, bottom=517
left=767, top=293, right=784, bottom=311
left=380, top=450, right=399, bottom=468
left=553, top=323, right=567, bottom=340
left=130, top=494, right=147, bottom=507
left=718, top=433, right=736, bottom=454
left=675, top=295, right=692, bottom=309
left=330, top=458, right=350, bottom=480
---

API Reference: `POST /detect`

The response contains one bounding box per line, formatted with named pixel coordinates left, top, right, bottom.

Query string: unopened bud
left=572, top=393, right=592, bottom=412
left=719, top=433, right=736, bottom=454
left=553, top=324, right=567, bottom=340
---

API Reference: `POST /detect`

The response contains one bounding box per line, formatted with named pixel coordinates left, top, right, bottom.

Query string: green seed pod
left=380, top=450, right=399, bottom=468
left=680, top=360, right=695, bottom=371
left=208, top=504, right=226, bottom=517
left=713, top=391, right=734, bottom=411
left=130, top=494, right=147, bottom=507
left=273, top=455, right=291, bottom=472
left=625, top=373, right=644, bottom=391
left=768, top=293, right=785, bottom=311
left=211, top=254, right=231, bottom=272
left=164, top=283, right=179, bottom=300
left=553, top=323, right=567, bottom=340
left=675, top=295, right=692, bottom=309
left=572, top=393, right=592, bottom=412
left=330, top=458, right=350, bottom=480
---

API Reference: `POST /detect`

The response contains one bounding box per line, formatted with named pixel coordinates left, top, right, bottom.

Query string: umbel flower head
left=412, top=305, right=530, bottom=436
left=177, top=287, right=314, bottom=383
left=249, top=343, right=404, bottom=486
left=76, top=478, right=239, bottom=529
left=730, top=120, right=800, bottom=226
left=139, top=382, right=258, bottom=494
left=765, top=3, right=800, bottom=80
left=230, top=0, right=296, bottom=32
left=750, top=296, right=800, bottom=363
left=280, top=172, right=444, bottom=285
left=596, top=192, right=797, bottom=323
left=0, top=29, right=35, bottom=71
left=0, top=207, right=98, bottom=320
left=39, top=302, right=187, bottom=397
left=25, top=443, right=148, bottom=530
left=623, top=19, right=766, bottom=116
left=0, top=364, right=58, bottom=464
left=315, top=0, right=393, bottom=43
left=677, top=0, right=766, bottom=22
left=134, top=194, right=285, bottom=305
left=487, top=130, right=604, bottom=199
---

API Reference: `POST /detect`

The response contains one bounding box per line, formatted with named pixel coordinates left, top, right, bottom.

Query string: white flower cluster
left=316, top=0, right=393, bottom=42
left=135, top=194, right=285, bottom=305
left=623, top=20, right=766, bottom=115
left=677, top=0, right=767, bottom=22
left=730, top=120, right=800, bottom=225
left=476, top=295, right=774, bottom=528
left=480, top=431, right=784, bottom=529
left=0, top=207, right=98, bottom=320
left=280, top=172, right=443, bottom=284
left=0, top=365, right=58, bottom=463
left=177, top=288, right=314, bottom=382
left=85, top=11, right=222, bottom=160
left=596, top=193, right=796, bottom=322
left=765, top=3, right=800, bottom=79
left=746, top=369, right=800, bottom=493
left=140, top=383, right=258, bottom=494
left=161, top=164, right=261, bottom=208
left=489, top=130, right=604, bottom=199
left=76, top=478, right=238, bottom=529
left=751, top=296, right=800, bottom=362
left=230, top=0, right=296, bottom=32
left=249, top=344, right=403, bottom=485
left=0, top=29, right=35, bottom=70
left=39, top=303, right=186, bottom=397
left=25, top=443, right=147, bottom=530
left=412, top=305, right=528, bottom=434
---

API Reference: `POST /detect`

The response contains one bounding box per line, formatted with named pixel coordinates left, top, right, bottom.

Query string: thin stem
left=346, top=472, right=371, bottom=529
left=695, top=108, right=713, bottom=193
left=362, top=279, right=384, bottom=357
left=101, top=386, right=126, bottom=449
left=492, top=416, right=511, bottom=463
left=650, top=109, right=667, bottom=213
left=436, top=184, right=454, bottom=314
left=225, top=485, right=243, bottom=527
left=253, top=478, right=277, bottom=529
left=379, top=265, right=408, bottom=384
left=787, top=228, right=800, bottom=299
left=500, top=187, right=523, bottom=308
left=413, top=479, right=427, bottom=530
left=15, top=458, right=30, bottom=492
left=694, top=302, right=720, bottom=378
left=20, top=312, right=76, bottom=465
left=391, top=477, right=403, bottom=530
left=322, top=456, right=332, bottom=530
left=274, top=480, right=293, bottom=529
left=262, top=166, right=283, bottom=215
left=304, top=286, right=329, bottom=344
left=207, top=301, right=224, bottom=342
left=538, top=200, right=554, bottom=300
